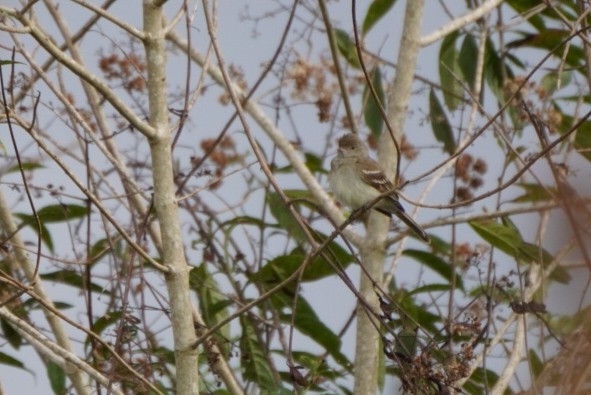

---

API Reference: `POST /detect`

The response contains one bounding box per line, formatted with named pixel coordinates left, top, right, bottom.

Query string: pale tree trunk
left=143, top=2, right=199, bottom=394
left=354, top=0, right=425, bottom=393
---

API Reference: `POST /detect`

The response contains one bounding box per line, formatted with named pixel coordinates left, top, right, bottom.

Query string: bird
left=328, top=133, right=430, bottom=243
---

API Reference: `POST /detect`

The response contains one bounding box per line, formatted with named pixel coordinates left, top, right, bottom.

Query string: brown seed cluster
left=400, top=135, right=419, bottom=161
left=99, top=53, right=146, bottom=93
left=454, top=242, right=490, bottom=271
left=396, top=338, right=477, bottom=394
left=218, top=64, right=248, bottom=105
left=287, top=57, right=340, bottom=123
left=380, top=297, right=484, bottom=393
left=453, top=153, right=487, bottom=204
left=504, top=76, right=563, bottom=133
left=365, top=134, right=418, bottom=162
left=189, top=136, right=242, bottom=190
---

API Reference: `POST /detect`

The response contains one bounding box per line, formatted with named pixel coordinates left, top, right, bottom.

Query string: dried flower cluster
left=379, top=296, right=483, bottom=394
left=218, top=64, right=248, bottom=105
left=188, top=136, right=243, bottom=190
left=453, top=153, right=488, bottom=203
left=454, top=243, right=490, bottom=270
left=504, top=76, right=563, bottom=133
left=287, top=57, right=341, bottom=123
left=99, top=53, right=146, bottom=93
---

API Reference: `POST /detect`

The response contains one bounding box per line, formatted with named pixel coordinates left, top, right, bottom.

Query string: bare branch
left=420, top=0, right=504, bottom=47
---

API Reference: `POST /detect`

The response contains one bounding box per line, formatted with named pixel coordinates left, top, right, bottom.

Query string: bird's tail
left=392, top=209, right=430, bottom=243
left=376, top=197, right=430, bottom=243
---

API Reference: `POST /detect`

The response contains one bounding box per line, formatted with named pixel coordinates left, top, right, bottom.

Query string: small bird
left=328, top=133, right=430, bottom=243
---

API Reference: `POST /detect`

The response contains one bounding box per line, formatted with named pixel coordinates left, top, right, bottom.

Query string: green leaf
left=500, top=215, right=520, bottom=236
left=469, top=219, right=523, bottom=258
left=47, top=360, right=66, bottom=395
left=362, top=0, right=398, bottom=35
left=220, top=215, right=278, bottom=231
left=439, top=31, right=463, bottom=110
left=153, top=346, right=176, bottom=365
left=85, top=311, right=123, bottom=347
left=1, top=318, right=21, bottom=349
left=402, top=249, right=464, bottom=290
left=394, top=329, right=418, bottom=359
left=303, top=239, right=355, bottom=281
left=240, top=316, right=280, bottom=390
left=517, top=242, right=551, bottom=265
left=275, top=152, right=326, bottom=175
left=334, top=29, right=361, bottom=68
left=256, top=254, right=302, bottom=293
left=0, top=60, right=24, bottom=66
left=267, top=190, right=317, bottom=243
left=290, top=351, right=326, bottom=370
left=257, top=240, right=354, bottom=287
left=512, top=183, right=558, bottom=203
left=398, top=294, right=441, bottom=334
left=88, top=238, right=119, bottom=265
left=518, top=242, right=571, bottom=284
left=528, top=349, right=544, bottom=378
left=267, top=191, right=305, bottom=241
left=363, top=66, right=386, bottom=138
left=7, top=162, right=44, bottom=173
left=508, top=30, right=584, bottom=71
left=429, top=89, right=456, bottom=154
left=260, top=387, right=293, bottom=395
left=506, top=146, right=527, bottom=166
left=408, top=283, right=453, bottom=296
left=0, top=351, right=25, bottom=369
left=286, top=298, right=348, bottom=366
left=505, top=0, right=546, bottom=30
left=559, top=115, right=591, bottom=161
left=335, top=386, right=354, bottom=395
left=289, top=351, right=348, bottom=387
left=40, top=270, right=107, bottom=293
left=190, top=265, right=231, bottom=346
left=52, top=302, right=74, bottom=309
left=273, top=293, right=351, bottom=371
left=548, top=265, right=571, bottom=284
left=304, top=152, right=326, bottom=174
left=472, top=217, right=566, bottom=278
left=37, top=204, right=88, bottom=222
left=464, top=367, right=500, bottom=394
left=484, top=37, right=511, bottom=102
left=540, top=70, right=572, bottom=93
left=458, top=34, right=478, bottom=92
left=505, top=52, right=526, bottom=70
left=14, top=213, right=54, bottom=252
left=22, top=298, right=73, bottom=311
left=425, top=233, right=453, bottom=256
left=15, top=203, right=89, bottom=251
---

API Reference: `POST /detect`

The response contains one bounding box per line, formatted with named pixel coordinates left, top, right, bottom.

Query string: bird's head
left=337, top=133, right=369, bottom=157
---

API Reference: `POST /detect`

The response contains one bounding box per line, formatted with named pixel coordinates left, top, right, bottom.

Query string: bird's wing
left=353, top=159, right=430, bottom=243
left=356, top=158, right=396, bottom=194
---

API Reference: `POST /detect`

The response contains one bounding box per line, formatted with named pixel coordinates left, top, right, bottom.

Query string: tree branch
left=420, top=0, right=504, bottom=47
